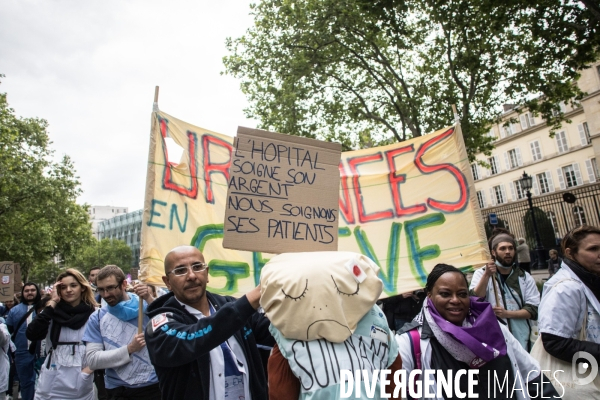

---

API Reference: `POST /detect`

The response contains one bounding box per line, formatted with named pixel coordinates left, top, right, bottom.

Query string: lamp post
left=518, top=171, right=545, bottom=269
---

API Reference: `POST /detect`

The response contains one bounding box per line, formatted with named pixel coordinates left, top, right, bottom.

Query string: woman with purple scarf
left=395, top=264, right=561, bottom=399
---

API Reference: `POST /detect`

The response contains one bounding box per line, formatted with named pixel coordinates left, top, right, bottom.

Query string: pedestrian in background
left=26, top=269, right=97, bottom=400
left=6, top=283, right=41, bottom=400
left=546, top=249, right=562, bottom=277
left=0, top=298, right=16, bottom=400
left=0, top=317, right=12, bottom=400
left=517, top=237, right=531, bottom=273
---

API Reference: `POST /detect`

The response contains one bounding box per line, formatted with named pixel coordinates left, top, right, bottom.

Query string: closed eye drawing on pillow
left=281, top=279, right=308, bottom=301
left=331, top=276, right=359, bottom=296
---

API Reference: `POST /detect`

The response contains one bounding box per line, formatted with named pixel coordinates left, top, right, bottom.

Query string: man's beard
left=497, top=256, right=514, bottom=267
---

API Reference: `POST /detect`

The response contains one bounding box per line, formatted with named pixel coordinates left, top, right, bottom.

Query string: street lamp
left=518, top=171, right=545, bottom=269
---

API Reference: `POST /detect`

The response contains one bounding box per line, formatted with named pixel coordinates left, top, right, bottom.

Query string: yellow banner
left=140, top=111, right=489, bottom=296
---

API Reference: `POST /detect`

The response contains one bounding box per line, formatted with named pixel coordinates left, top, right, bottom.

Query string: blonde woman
left=26, top=269, right=98, bottom=400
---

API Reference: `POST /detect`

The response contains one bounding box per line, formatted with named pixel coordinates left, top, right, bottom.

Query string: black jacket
left=145, top=291, right=274, bottom=400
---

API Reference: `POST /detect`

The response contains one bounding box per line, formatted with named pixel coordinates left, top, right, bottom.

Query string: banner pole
left=451, top=104, right=459, bottom=123
left=139, top=86, right=159, bottom=334
left=492, top=275, right=501, bottom=306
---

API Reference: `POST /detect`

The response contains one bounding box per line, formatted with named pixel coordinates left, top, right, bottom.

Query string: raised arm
left=146, top=293, right=259, bottom=368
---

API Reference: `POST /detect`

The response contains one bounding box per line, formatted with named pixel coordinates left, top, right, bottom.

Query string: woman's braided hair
left=425, top=263, right=469, bottom=294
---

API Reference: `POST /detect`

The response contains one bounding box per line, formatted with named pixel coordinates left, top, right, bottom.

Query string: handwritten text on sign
left=0, top=262, right=14, bottom=303
left=222, top=127, right=342, bottom=254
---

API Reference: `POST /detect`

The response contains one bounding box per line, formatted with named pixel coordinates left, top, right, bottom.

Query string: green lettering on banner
left=148, top=199, right=167, bottom=229
left=208, top=261, right=250, bottom=295
left=352, top=223, right=401, bottom=295
left=404, top=213, right=445, bottom=285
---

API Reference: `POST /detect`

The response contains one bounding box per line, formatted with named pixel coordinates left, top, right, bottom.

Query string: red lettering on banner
left=347, top=153, right=394, bottom=223
left=160, top=118, right=198, bottom=199
left=202, top=135, right=233, bottom=204
left=338, top=162, right=355, bottom=224
left=385, top=144, right=427, bottom=217
left=414, top=128, right=468, bottom=213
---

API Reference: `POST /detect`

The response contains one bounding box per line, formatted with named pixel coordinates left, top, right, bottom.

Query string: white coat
left=34, top=321, right=94, bottom=400
left=395, top=323, right=540, bottom=400
left=469, top=267, right=540, bottom=349
left=0, top=323, right=11, bottom=394
left=539, top=263, right=600, bottom=343
left=469, top=267, right=540, bottom=314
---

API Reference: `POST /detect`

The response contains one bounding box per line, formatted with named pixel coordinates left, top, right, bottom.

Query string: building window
left=507, top=148, right=522, bottom=169
left=556, top=131, right=568, bottom=154
left=476, top=191, right=486, bottom=209
left=537, top=172, right=550, bottom=193
left=493, top=185, right=506, bottom=204
left=503, top=124, right=513, bottom=137
left=578, top=122, right=591, bottom=146
left=547, top=211, right=559, bottom=235
left=488, top=156, right=499, bottom=175
left=573, top=206, right=587, bottom=226
left=530, top=140, right=542, bottom=161
left=513, top=180, right=526, bottom=199
left=593, top=158, right=599, bottom=179
left=471, top=163, right=480, bottom=180
left=520, top=112, right=535, bottom=130
left=563, top=165, right=578, bottom=187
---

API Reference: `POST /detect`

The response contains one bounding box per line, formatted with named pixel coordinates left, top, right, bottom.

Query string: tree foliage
left=0, top=80, right=93, bottom=281
left=224, top=0, right=600, bottom=157
left=64, top=238, right=133, bottom=275
left=523, top=206, right=556, bottom=255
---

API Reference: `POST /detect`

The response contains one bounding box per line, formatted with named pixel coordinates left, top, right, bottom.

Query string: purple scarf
left=427, top=297, right=507, bottom=365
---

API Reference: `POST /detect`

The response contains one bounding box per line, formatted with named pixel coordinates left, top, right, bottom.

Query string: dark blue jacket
left=145, top=291, right=274, bottom=400
left=6, top=303, right=35, bottom=353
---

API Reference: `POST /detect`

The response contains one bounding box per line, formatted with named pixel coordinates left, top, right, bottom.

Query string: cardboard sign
left=13, top=263, right=21, bottom=294
left=223, top=127, right=342, bottom=254
left=0, top=262, right=15, bottom=303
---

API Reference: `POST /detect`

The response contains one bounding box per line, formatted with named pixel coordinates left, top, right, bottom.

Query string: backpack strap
left=407, top=328, right=422, bottom=398
left=408, top=328, right=422, bottom=370
left=10, top=306, right=35, bottom=341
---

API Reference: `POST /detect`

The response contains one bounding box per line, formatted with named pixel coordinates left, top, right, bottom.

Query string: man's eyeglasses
left=97, top=284, right=121, bottom=294
left=168, top=262, right=208, bottom=276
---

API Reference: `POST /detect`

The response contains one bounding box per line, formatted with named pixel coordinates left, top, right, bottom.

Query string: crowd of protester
left=0, top=225, right=597, bottom=399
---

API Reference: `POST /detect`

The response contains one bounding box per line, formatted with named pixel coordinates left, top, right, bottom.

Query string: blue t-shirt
left=6, top=303, right=35, bottom=353
left=83, top=307, right=158, bottom=389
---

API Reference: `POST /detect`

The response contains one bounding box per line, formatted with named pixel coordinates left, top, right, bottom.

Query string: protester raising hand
left=133, top=283, right=155, bottom=305
left=25, top=269, right=98, bottom=400
left=46, top=281, right=62, bottom=307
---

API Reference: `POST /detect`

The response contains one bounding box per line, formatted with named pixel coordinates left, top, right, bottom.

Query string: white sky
left=0, top=0, right=257, bottom=211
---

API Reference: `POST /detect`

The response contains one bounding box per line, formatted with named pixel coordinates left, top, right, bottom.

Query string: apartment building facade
left=472, top=61, right=600, bottom=246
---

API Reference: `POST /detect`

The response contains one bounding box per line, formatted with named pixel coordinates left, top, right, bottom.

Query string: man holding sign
left=145, top=245, right=274, bottom=400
